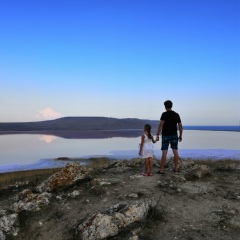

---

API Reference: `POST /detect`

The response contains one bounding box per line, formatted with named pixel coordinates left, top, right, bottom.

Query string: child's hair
left=144, top=124, right=153, bottom=139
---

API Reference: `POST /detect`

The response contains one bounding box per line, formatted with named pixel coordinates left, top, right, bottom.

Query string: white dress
left=141, top=134, right=154, bottom=158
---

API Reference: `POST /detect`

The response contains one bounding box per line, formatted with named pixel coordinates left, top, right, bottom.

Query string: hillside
left=0, top=117, right=159, bottom=131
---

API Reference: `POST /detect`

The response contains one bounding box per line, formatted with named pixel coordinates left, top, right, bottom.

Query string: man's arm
left=156, top=120, right=164, bottom=140
left=178, top=122, right=183, bottom=142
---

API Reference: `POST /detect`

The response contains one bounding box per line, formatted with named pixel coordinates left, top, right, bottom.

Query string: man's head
left=164, top=100, right=173, bottom=109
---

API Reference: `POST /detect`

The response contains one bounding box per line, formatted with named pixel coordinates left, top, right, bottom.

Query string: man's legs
left=170, top=135, right=179, bottom=172
left=160, top=135, right=169, bottom=173
left=160, top=150, right=167, bottom=173
left=172, top=149, right=179, bottom=172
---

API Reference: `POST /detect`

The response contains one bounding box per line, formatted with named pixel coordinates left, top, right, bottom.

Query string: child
left=139, top=124, right=158, bottom=176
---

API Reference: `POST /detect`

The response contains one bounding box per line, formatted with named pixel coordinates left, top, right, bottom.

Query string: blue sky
left=0, top=0, right=239, bottom=125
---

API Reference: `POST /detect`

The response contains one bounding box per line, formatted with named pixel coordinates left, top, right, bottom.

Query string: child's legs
left=148, top=157, right=153, bottom=173
left=144, top=158, right=149, bottom=173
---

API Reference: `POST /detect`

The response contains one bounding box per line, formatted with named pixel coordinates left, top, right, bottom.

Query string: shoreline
left=1, top=154, right=240, bottom=175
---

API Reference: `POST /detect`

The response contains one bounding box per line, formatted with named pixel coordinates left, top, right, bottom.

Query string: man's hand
left=179, top=136, right=182, bottom=142
left=156, top=135, right=160, bottom=141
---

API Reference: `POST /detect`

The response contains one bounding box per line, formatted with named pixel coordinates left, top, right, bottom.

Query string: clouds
left=36, top=107, right=62, bottom=120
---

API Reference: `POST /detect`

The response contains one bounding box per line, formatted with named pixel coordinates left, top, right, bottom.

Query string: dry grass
left=0, top=157, right=112, bottom=189
left=191, top=158, right=240, bottom=169
left=88, top=157, right=112, bottom=169
left=1, top=158, right=239, bottom=188
left=0, top=168, right=61, bottom=188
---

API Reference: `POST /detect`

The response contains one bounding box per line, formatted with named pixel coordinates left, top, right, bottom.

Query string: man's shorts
left=161, top=135, right=178, bottom=150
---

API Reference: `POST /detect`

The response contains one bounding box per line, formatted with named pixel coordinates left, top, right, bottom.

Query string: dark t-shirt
left=160, top=110, right=181, bottom=136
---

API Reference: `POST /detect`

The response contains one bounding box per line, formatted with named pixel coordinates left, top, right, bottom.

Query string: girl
left=139, top=124, right=158, bottom=176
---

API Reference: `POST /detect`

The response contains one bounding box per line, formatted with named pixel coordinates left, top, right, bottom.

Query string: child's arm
left=139, top=135, right=145, bottom=156
left=152, top=137, right=159, bottom=144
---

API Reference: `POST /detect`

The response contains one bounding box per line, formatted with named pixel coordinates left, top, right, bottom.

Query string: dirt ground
left=1, top=160, right=240, bottom=240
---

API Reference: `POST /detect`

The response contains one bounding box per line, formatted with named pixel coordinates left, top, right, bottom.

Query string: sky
left=0, top=0, right=239, bottom=125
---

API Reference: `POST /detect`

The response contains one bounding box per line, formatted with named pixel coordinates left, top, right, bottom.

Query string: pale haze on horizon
left=0, top=0, right=239, bottom=125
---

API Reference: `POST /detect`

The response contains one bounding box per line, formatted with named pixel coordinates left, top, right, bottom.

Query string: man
left=156, top=100, right=183, bottom=174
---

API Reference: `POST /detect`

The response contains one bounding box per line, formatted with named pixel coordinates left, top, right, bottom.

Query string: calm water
left=0, top=130, right=239, bottom=172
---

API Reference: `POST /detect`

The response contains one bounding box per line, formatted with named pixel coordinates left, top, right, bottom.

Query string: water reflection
left=39, top=135, right=57, bottom=143
left=0, top=130, right=239, bottom=173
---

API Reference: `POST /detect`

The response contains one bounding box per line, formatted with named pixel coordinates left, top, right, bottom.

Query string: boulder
left=0, top=230, right=5, bottom=240
left=166, top=158, right=195, bottom=172
left=0, top=213, right=19, bottom=237
left=77, top=201, right=152, bottom=240
left=12, top=189, right=52, bottom=212
left=185, top=164, right=210, bottom=180
left=35, top=162, right=92, bottom=193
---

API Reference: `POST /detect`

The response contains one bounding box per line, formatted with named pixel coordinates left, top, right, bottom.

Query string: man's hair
left=164, top=100, right=173, bottom=109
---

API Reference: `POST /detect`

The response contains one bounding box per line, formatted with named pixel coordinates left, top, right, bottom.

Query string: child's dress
left=142, top=134, right=154, bottom=158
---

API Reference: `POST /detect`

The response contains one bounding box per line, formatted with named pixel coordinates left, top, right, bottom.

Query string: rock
left=91, top=178, right=120, bottom=186
left=185, top=165, right=210, bottom=180
left=166, top=158, right=195, bottom=172
left=0, top=213, right=19, bottom=237
left=12, top=190, right=52, bottom=212
left=0, top=230, right=6, bottom=240
left=181, top=182, right=214, bottom=194
left=129, top=236, right=139, bottom=240
left=127, top=193, right=139, bottom=198
left=222, top=203, right=238, bottom=216
left=35, top=162, right=93, bottom=193
left=0, top=210, right=7, bottom=218
left=18, top=189, right=34, bottom=201
left=56, top=196, right=62, bottom=200
left=68, top=190, right=81, bottom=197
left=171, top=174, right=187, bottom=182
left=77, top=202, right=151, bottom=240
left=129, top=175, right=144, bottom=179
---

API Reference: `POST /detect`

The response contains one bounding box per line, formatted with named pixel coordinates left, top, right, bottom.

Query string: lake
left=0, top=130, right=239, bottom=173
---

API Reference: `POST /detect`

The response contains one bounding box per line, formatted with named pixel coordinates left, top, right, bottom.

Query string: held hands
left=156, top=135, right=160, bottom=141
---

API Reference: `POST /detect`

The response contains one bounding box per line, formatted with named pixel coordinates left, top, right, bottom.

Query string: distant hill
left=0, top=117, right=159, bottom=131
